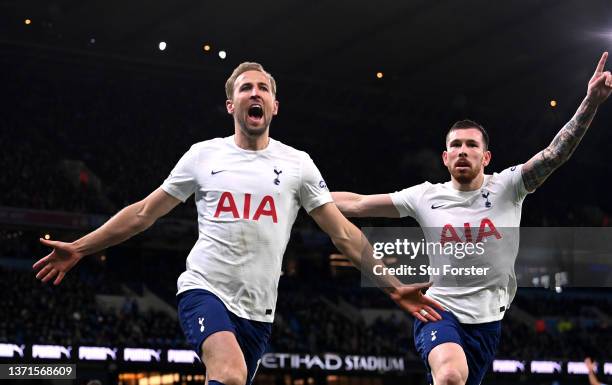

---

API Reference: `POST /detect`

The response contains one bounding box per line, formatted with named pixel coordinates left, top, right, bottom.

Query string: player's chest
left=194, top=154, right=300, bottom=195
left=419, top=187, right=515, bottom=228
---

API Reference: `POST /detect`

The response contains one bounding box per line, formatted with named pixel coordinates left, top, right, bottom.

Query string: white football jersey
left=390, top=165, right=530, bottom=323
left=162, top=135, right=332, bottom=322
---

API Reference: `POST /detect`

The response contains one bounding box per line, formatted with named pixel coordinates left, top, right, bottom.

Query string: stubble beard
left=449, top=165, right=479, bottom=184
left=236, top=115, right=271, bottom=138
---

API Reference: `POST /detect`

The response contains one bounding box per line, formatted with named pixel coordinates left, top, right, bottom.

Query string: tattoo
left=522, top=97, right=598, bottom=191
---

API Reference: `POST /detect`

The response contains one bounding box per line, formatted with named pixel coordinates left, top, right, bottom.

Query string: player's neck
left=234, top=128, right=270, bottom=151
left=450, top=173, right=485, bottom=191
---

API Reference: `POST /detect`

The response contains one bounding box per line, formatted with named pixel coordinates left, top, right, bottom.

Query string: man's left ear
left=273, top=100, right=279, bottom=115
left=483, top=150, right=492, bottom=167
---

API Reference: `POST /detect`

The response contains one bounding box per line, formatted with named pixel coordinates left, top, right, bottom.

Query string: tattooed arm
left=522, top=52, right=612, bottom=192
left=522, top=97, right=599, bottom=191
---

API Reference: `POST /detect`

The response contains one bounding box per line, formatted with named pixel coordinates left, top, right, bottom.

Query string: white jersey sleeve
left=299, top=154, right=333, bottom=212
left=497, top=164, right=530, bottom=203
left=161, top=144, right=200, bottom=202
left=389, top=182, right=432, bottom=218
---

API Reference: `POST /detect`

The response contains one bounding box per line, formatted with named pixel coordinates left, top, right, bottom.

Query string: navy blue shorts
left=177, top=289, right=272, bottom=385
left=414, top=310, right=501, bottom=385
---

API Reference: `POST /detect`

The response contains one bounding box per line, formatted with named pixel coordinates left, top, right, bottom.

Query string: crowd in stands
left=0, top=266, right=186, bottom=348
left=1, top=257, right=610, bottom=362
left=272, top=281, right=416, bottom=358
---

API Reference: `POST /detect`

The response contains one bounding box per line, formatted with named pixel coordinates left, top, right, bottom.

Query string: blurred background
left=1, top=0, right=611, bottom=384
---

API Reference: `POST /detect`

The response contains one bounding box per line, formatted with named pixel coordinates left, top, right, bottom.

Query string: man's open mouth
left=248, top=104, right=264, bottom=119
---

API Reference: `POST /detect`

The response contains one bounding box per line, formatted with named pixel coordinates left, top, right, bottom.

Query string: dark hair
left=445, top=119, right=489, bottom=150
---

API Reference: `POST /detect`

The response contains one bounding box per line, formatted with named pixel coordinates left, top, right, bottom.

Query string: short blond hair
left=225, top=62, right=277, bottom=100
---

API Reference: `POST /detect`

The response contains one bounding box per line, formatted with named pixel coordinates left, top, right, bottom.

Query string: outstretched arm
left=522, top=52, right=612, bottom=192
left=331, top=192, right=400, bottom=218
left=33, top=187, right=181, bottom=285
left=309, top=202, right=444, bottom=322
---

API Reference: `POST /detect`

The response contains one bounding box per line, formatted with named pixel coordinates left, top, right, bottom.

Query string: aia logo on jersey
left=214, top=192, right=278, bottom=223
left=440, top=218, right=501, bottom=244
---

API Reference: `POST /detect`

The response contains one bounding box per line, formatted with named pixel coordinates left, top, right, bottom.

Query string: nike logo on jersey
left=211, top=170, right=227, bottom=175
left=431, top=204, right=445, bottom=209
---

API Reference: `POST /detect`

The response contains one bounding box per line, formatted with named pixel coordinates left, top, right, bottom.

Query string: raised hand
left=389, top=282, right=445, bottom=322
left=33, top=238, right=83, bottom=285
left=584, top=357, right=596, bottom=373
left=587, top=52, right=612, bottom=104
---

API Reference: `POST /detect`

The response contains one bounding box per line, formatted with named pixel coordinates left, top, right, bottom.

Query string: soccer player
left=332, top=53, right=612, bottom=385
left=33, top=62, right=443, bottom=385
